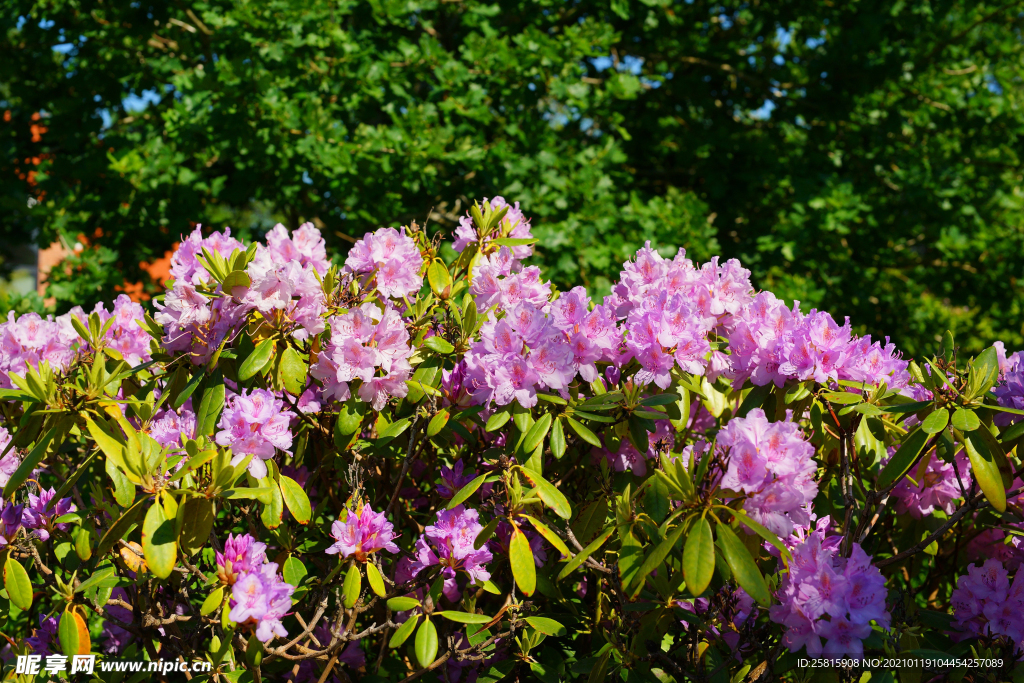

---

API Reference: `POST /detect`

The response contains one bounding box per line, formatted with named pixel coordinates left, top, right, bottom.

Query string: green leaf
left=684, top=517, right=714, bottom=598
left=524, top=616, right=567, bottom=636
left=475, top=518, right=500, bottom=549
left=490, top=237, right=538, bottom=247
left=519, top=468, right=572, bottom=519
left=389, top=614, right=420, bottom=648
left=239, top=339, right=276, bottom=381
left=169, top=448, right=217, bottom=482
left=223, top=487, right=276, bottom=503
left=387, top=596, right=420, bottom=612
left=510, top=527, right=537, bottom=596
left=448, top=473, right=489, bottom=509
left=522, top=515, right=572, bottom=558
left=630, top=521, right=687, bottom=596
left=279, top=475, right=312, bottom=524
left=428, top=260, right=452, bottom=295
left=48, top=448, right=99, bottom=511
left=279, top=346, right=308, bottom=395
left=177, top=497, right=215, bottom=556
left=378, top=417, right=411, bottom=440
left=588, top=650, right=611, bottom=683
left=952, top=407, right=981, bottom=432
left=964, top=430, right=1007, bottom=513
left=434, top=610, right=492, bottom=624
left=174, top=371, right=204, bottom=409
left=196, top=383, right=225, bottom=437
left=58, top=608, right=88, bottom=656
left=822, top=391, right=862, bottom=404
left=423, top=336, right=455, bottom=354
left=557, top=525, right=615, bottom=581
left=967, top=345, right=1001, bottom=399
left=343, top=562, right=362, bottom=608
left=283, top=556, right=308, bottom=587
left=427, top=409, right=450, bottom=437
left=550, top=417, right=566, bottom=459
left=201, top=586, right=226, bottom=616
left=73, top=565, right=117, bottom=595
left=142, top=501, right=177, bottom=579
left=96, top=499, right=146, bottom=556
left=221, top=269, right=251, bottom=294
left=729, top=510, right=793, bottom=565
left=715, top=524, right=771, bottom=607
left=366, top=561, right=386, bottom=597
left=566, top=416, right=602, bottom=447
left=921, top=409, right=949, bottom=435
left=523, top=413, right=552, bottom=453
left=3, top=556, right=32, bottom=611
left=876, top=426, right=930, bottom=490
left=415, top=618, right=439, bottom=667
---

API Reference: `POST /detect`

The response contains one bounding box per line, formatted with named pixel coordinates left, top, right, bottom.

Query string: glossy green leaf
left=366, top=561, right=386, bottom=597
left=201, top=586, right=226, bottom=616
left=964, top=430, right=1007, bottom=513
left=196, top=383, right=225, bottom=437
left=177, top=497, right=215, bottom=556
left=522, top=413, right=552, bottom=454
left=715, top=524, right=771, bottom=607
left=343, top=562, right=362, bottom=608
left=238, top=338, right=276, bottom=381
left=435, top=610, right=492, bottom=624
left=415, top=618, right=439, bottom=667
left=524, top=616, right=567, bottom=636
left=952, top=407, right=981, bottom=433
left=283, top=556, right=308, bottom=587
left=683, top=517, right=714, bottom=598
left=565, top=416, right=601, bottom=447
left=921, top=409, right=949, bottom=435
left=389, top=614, right=420, bottom=648
left=967, top=345, right=1001, bottom=399
left=519, top=467, right=572, bottom=519
left=141, top=501, right=177, bottom=579
left=428, top=260, right=452, bottom=295
left=279, top=346, right=308, bottom=395
left=557, top=525, right=615, bottom=581
left=876, top=426, right=930, bottom=490
left=475, top=518, right=500, bottom=549
left=550, top=417, right=566, bottom=459
left=3, top=556, right=32, bottom=611
left=59, top=608, right=90, bottom=656
left=427, top=409, right=450, bottom=437
left=387, top=596, right=420, bottom=612
left=448, top=474, right=489, bottom=511
left=522, top=515, right=571, bottom=558
left=279, top=475, right=312, bottom=524
left=423, top=336, right=455, bottom=354
left=510, top=527, right=537, bottom=596
left=485, top=410, right=511, bottom=432
left=378, top=417, right=411, bottom=440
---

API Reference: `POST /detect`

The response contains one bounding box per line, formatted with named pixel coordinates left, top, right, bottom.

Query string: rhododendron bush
left=2, top=199, right=1024, bottom=682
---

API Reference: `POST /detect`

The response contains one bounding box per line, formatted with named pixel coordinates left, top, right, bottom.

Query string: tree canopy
left=3, top=0, right=1024, bottom=355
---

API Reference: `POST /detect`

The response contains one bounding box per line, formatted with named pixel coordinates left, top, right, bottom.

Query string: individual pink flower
left=344, top=227, right=424, bottom=299
left=326, top=505, right=400, bottom=561
left=217, top=533, right=269, bottom=585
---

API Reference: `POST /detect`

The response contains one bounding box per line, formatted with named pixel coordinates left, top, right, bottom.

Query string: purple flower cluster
left=408, top=506, right=493, bottom=602
left=220, top=533, right=296, bottom=643
left=344, top=227, right=424, bottom=299
left=453, top=197, right=535, bottom=265
left=244, top=224, right=329, bottom=341
left=326, top=505, right=400, bottom=561
left=770, top=518, right=890, bottom=658
left=154, top=226, right=249, bottom=364
left=0, top=426, right=21, bottom=488
left=719, top=409, right=817, bottom=537
left=0, top=310, right=82, bottom=388
left=148, top=401, right=198, bottom=457
left=25, top=615, right=59, bottom=656
left=215, top=389, right=295, bottom=479
left=90, top=294, right=153, bottom=366
left=950, top=559, right=1024, bottom=646
left=311, top=303, right=413, bottom=410
left=23, top=487, right=76, bottom=542
left=727, top=292, right=909, bottom=389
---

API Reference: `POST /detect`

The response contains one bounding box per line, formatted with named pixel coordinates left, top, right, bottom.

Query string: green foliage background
left=3, top=0, right=1024, bottom=355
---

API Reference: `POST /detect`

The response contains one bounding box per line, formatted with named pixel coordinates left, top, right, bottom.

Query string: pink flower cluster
left=770, top=518, right=890, bottom=658
left=0, top=310, right=82, bottom=388
left=719, top=408, right=817, bottom=538
left=154, top=226, right=249, bottom=364
left=344, top=227, right=424, bottom=299
left=149, top=401, right=198, bottom=456
left=453, top=197, right=535, bottom=265
left=90, top=294, right=153, bottom=366
left=223, top=533, right=296, bottom=643
left=215, top=388, right=295, bottom=479
left=311, top=303, right=413, bottom=410
left=727, top=292, right=909, bottom=389
left=950, top=559, right=1024, bottom=646
left=326, top=504, right=400, bottom=561
left=243, top=224, right=329, bottom=341
left=408, top=505, right=493, bottom=602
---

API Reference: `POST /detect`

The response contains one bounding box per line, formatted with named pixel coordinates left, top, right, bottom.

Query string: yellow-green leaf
left=239, top=339, right=275, bottom=381
left=343, top=562, right=362, bottom=608
left=366, top=561, right=386, bottom=597
left=965, top=430, right=1007, bottom=513
left=518, top=468, right=572, bottom=519
left=201, top=586, right=226, bottom=616
left=414, top=617, right=438, bottom=667
left=279, top=475, right=311, bottom=524
left=142, top=502, right=177, bottom=579
left=557, top=526, right=615, bottom=581
left=715, top=524, right=771, bottom=607
left=510, top=527, right=536, bottom=596
left=389, top=614, right=419, bottom=648
left=683, top=517, right=715, bottom=598
left=4, top=556, right=33, bottom=611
